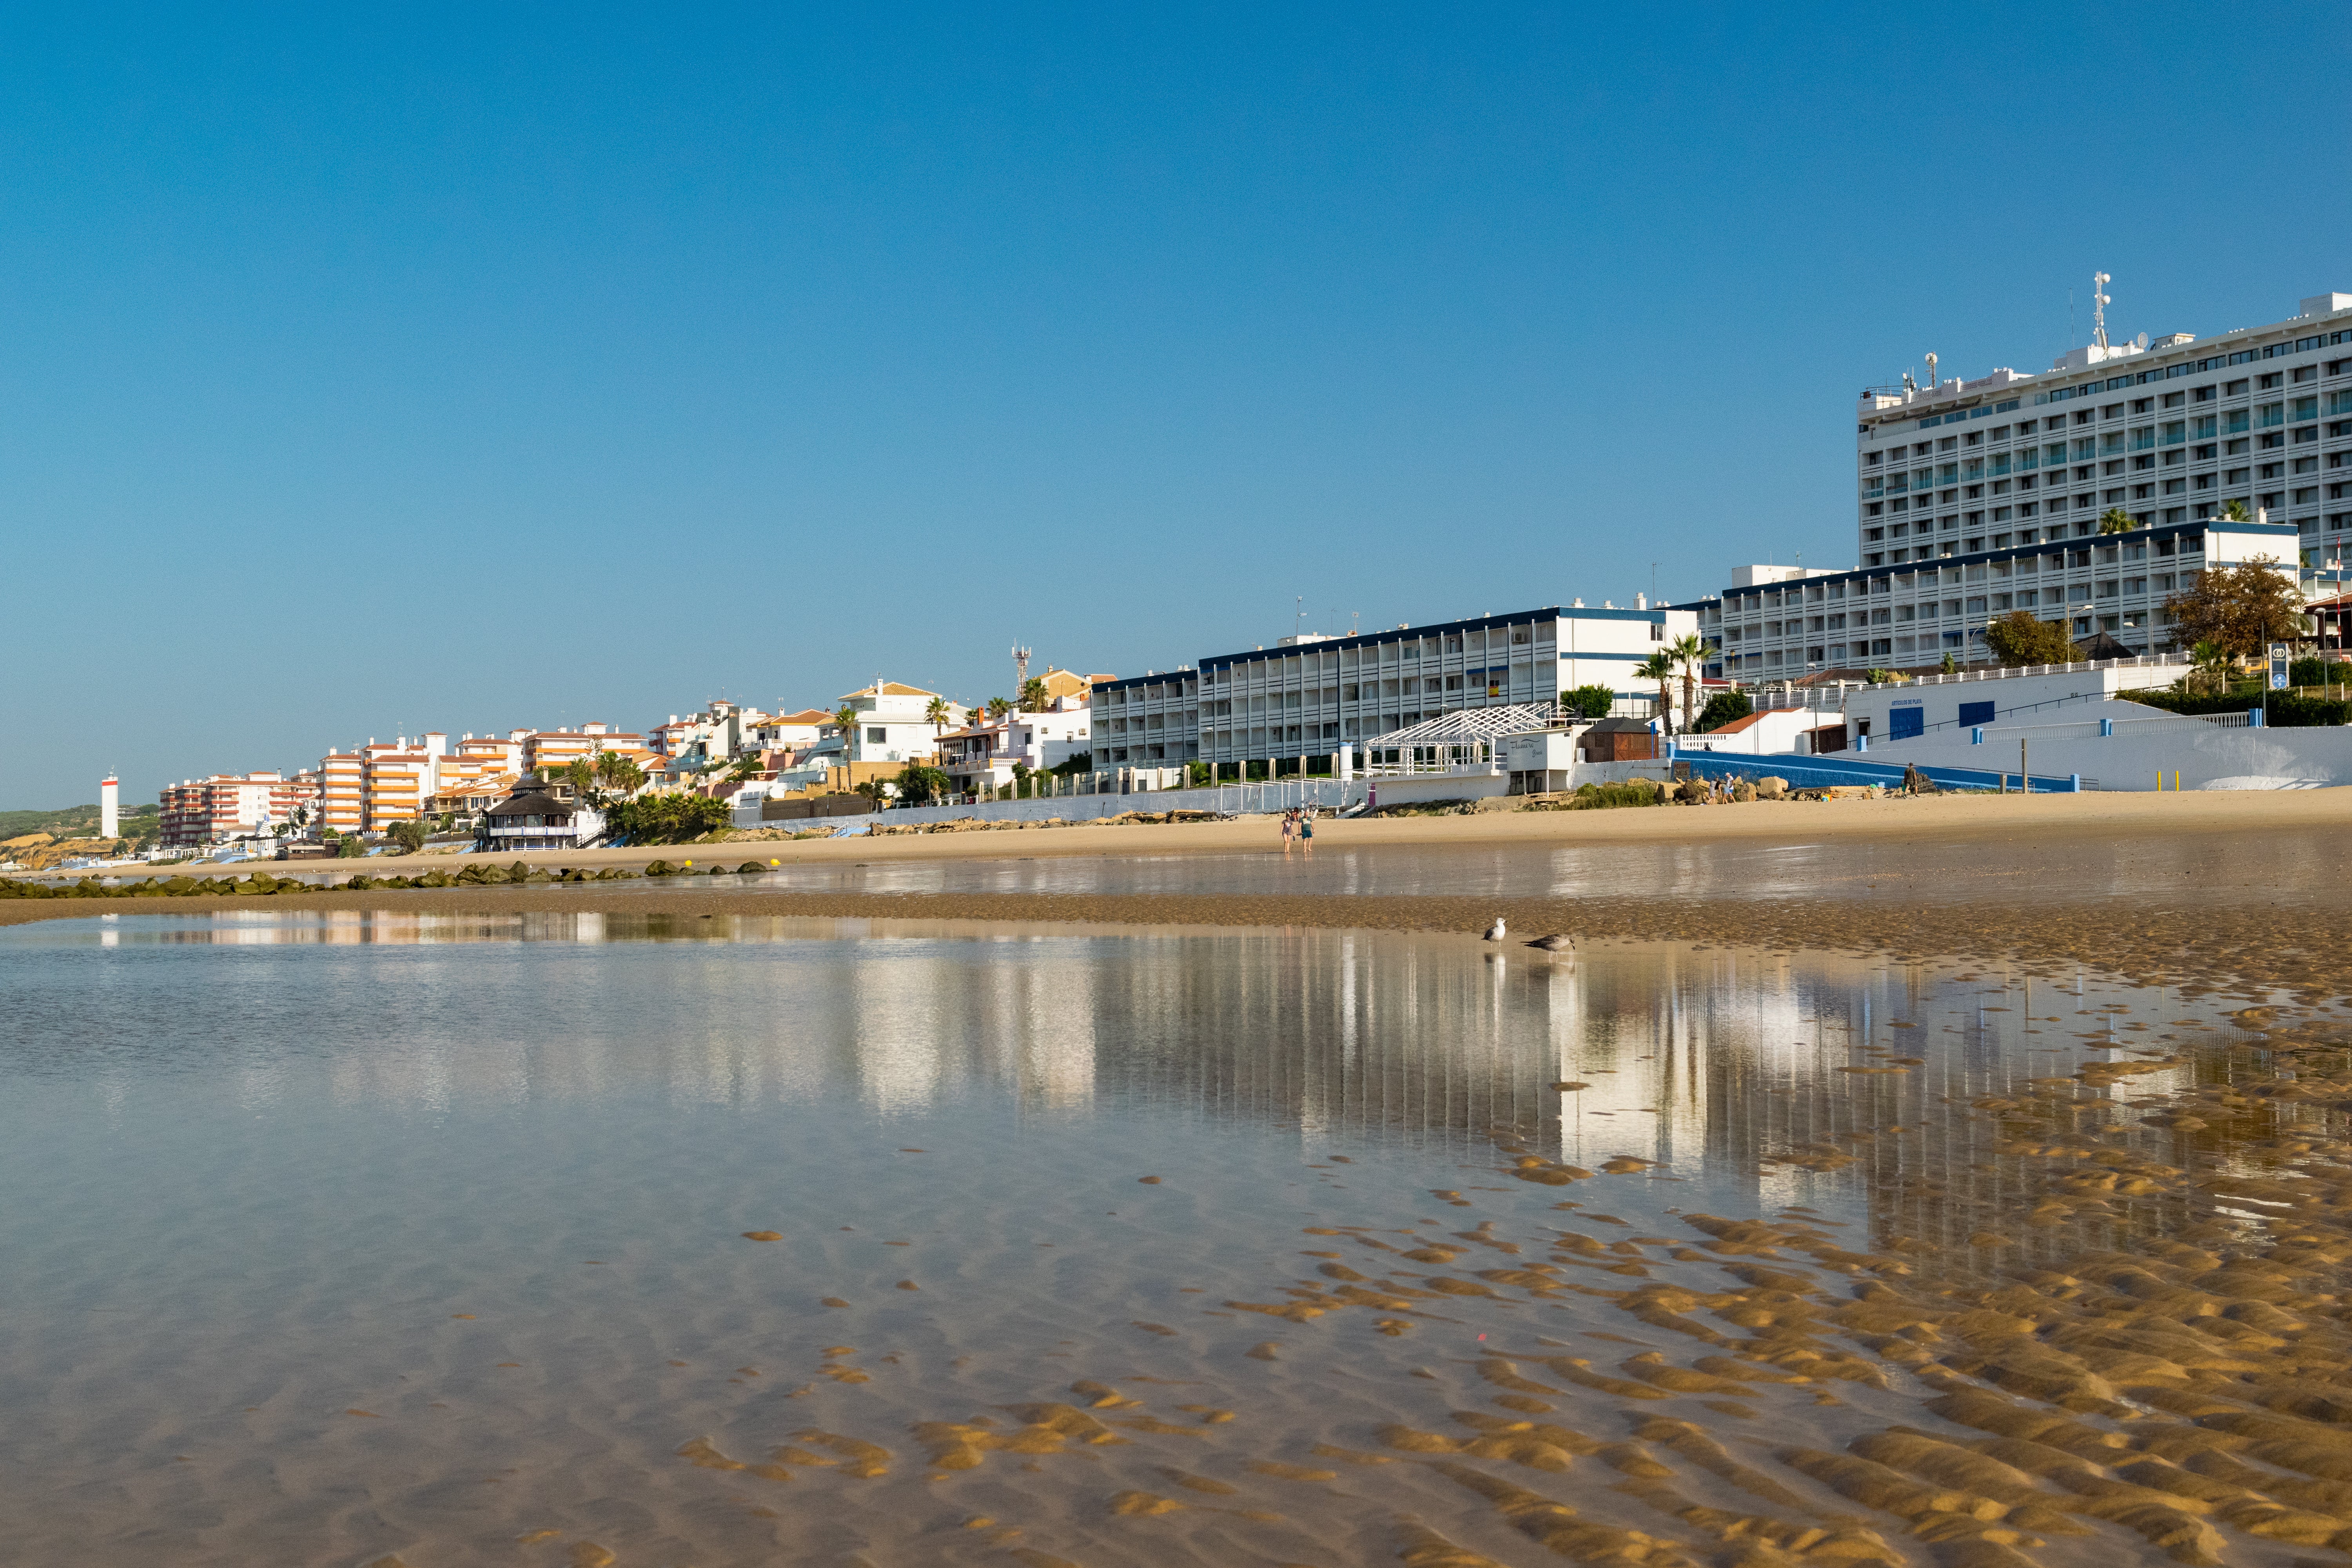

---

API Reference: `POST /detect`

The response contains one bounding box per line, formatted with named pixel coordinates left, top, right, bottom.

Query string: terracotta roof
left=840, top=682, right=940, bottom=699
left=769, top=708, right=834, bottom=724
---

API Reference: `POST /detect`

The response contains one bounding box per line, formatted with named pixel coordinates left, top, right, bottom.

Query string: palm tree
left=1666, top=633, right=1707, bottom=731
left=2220, top=499, right=2251, bottom=523
left=986, top=696, right=1013, bottom=722
left=593, top=751, right=645, bottom=797
left=2189, top=639, right=2233, bottom=697
left=1019, top=676, right=1049, bottom=712
left=925, top=695, right=951, bottom=750
left=2098, top=507, right=2136, bottom=535
left=832, top=702, right=862, bottom=774
left=1634, top=651, right=1678, bottom=733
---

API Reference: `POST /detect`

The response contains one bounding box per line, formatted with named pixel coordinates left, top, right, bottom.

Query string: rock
left=1756, top=776, right=1788, bottom=800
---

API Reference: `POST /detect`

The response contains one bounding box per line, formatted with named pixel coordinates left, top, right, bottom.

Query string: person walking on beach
left=1281, top=808, right=1297, bottom=857
left=1300, top=804, right=1316, bottom=857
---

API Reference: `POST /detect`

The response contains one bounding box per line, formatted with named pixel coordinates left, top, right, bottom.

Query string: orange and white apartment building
left=519, top=722, right=652, bottom=777
left=312, top=724, right=655, bottom=840
left=160, top=771, right=321, bottom=849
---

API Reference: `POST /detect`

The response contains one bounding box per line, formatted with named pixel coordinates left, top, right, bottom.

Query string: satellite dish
left=2134, top=332, right=2149, bottom=351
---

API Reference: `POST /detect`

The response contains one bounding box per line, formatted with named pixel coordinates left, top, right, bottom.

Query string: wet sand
left=11, top=787, right=2350, bottom=1001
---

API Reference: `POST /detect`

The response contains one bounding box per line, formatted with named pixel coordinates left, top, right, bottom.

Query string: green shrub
left=2133, top=690, right=2345, bottom=726
left=607, top=793, right=733, bottom=844
left=1568, top=781, right=1664, bottom=810
left=1695, top=690, right=1753, bottom=733
left=1561, top=684, right=1617, bottom=720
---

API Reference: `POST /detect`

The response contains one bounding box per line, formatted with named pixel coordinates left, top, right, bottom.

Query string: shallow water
left=595, top=820, right=2339, bottom=912
left=0, top=913, right=2317, bottom=1566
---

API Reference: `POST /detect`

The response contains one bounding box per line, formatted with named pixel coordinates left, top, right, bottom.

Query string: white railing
left=1969, top=710, right=2253, bottom=746
left=1906, top=652, right=2187, bottom=686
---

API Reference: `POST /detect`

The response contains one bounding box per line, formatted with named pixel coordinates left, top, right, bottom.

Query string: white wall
left=1867, top=708, right=2348, bottom=790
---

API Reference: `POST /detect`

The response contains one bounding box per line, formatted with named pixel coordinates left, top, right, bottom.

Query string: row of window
left=1872, top=365, right=2352, bottom=459
left=1879, top=331, right=2352, bottom=439
left=1724, top=575, right=2189, bottom=642
left=1723, top=613, right=2151, bottom=670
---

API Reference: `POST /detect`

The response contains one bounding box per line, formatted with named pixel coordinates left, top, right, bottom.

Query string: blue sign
left=2270, top=642, right=2291, bottom=691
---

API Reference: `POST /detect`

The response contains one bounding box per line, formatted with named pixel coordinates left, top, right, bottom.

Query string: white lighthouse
left=101, top=775, right=119, bottom=841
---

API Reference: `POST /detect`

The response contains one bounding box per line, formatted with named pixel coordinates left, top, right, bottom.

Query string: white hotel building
left=1706, top=291, right=2350, bottom=678
left=1092, top=603, right=1697, bottom=773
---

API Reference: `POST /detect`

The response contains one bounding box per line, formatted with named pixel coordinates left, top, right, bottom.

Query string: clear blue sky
left=6, top=5, right=2346, bottom=807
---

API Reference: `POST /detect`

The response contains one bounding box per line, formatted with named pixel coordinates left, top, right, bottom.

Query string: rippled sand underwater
left=2, top=911, right=2348, bottom=1568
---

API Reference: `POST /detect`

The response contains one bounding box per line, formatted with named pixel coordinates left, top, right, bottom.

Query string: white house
left=935, top=701, right=1093, bottom=794
left=1676, top=707, right=1824, bottom=755
left=820, top=682, right=966, bottom=765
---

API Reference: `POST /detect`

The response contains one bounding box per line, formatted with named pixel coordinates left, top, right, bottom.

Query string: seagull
left=1524, top=934, right=1575, bottom=953
left=1483, top=917, right=1507, bottom=941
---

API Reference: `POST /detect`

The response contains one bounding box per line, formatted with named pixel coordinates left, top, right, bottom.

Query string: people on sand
left=1300, top=806, right=1316, bottom=857
left=1281, top=808, right=1297, bottom=856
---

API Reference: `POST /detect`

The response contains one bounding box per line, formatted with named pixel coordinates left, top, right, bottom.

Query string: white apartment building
left=1706, top=290, right=2348, bottom=679
left=822, top=682, right=965, bottom=764
left=1094, top=603, right=1697, bottom=773
left=935, top=702, right=1094, bottom=793
left=652, top=702, right=780, bottom=767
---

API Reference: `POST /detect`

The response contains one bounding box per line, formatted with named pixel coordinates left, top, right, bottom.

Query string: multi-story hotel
left=1704, top=289, right=2348, bottom=678
left=1092, top=602, right=1697, bottom=773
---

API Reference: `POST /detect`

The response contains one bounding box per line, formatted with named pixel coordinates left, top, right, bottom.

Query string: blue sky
left=5, top=4, right=2346, bottom=807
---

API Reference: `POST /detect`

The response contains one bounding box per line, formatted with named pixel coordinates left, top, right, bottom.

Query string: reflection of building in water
left=69, top=914, right=2209, bottom=1265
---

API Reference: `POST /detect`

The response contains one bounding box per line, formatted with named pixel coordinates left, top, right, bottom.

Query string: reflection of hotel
left=103, top=915, right=2203, bottom=1267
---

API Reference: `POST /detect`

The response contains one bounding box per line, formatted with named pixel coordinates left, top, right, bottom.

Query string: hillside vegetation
left=0, top=802, right=162, bottom=844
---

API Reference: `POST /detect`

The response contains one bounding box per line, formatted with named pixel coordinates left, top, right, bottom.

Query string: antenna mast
left=1925, top=351, right=1938, bottom=390
left=2092, top=272, right=2111, bottom=351
left=1011, top=645, right=1031, bottom=690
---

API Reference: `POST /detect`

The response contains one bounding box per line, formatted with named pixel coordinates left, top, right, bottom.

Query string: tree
left=832, top=703, right=862, bottom=766
left=2164, top=555, right=2303, bottom=660
left=1634, top=652, right=1677, bottom=732
left=985, top=696, right=1013, bottom=722
left=389, top=818, right=429, bottom=855
left=1018, top=676, right=1049, bottom=712
left=593, top=751, right=645, bottom=796
left=1560, top=684, right=1616, bottom=720
left=1696, top=689, right=1753, bottom=733
left=892, top=764, right=950, bottom=806
left=1983, top=610, right=2078, bottom=668
left=2097, top=507, right=2136, bottom=535
left=2185, top=639, right=2235, bottom=697
left=924, top=695, right=952, bottom=750
left=336, top=833, right=367, bottom=858
left=1666, top=633, right=1708, bottom=731
left=2220, top=499, right=2251, bottom=523
left=1940, top=652, right=1959, bottom=674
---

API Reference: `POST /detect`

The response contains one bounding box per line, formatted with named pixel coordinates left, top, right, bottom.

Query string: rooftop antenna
left=1924, top=351, right=1938, bottom=389
left=2092, top=271, right=2111, bottom=351
left=1011, top=645, right=1031, bottom=689
left=1295, top=595, right=1304, bottom=639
